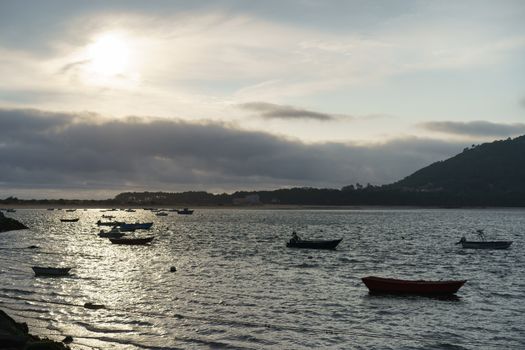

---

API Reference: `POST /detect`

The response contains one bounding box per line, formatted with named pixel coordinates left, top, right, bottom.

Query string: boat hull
left=286, top=239, right=342, bottom=250
left=32, top=267, right=71, bottom=277
left=60, top=218, right=79, bottom=222
left=362, top=276, right=466, bottom=295
left=109, top=237, right=154, bottom=245
left=120, top=222, right=153, bottom=230
left=460, top=241, right=512, bottom=249
left=97, top=221, right=125, bottom=226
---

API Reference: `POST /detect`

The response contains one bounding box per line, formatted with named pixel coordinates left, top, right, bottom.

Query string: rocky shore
left=0, top=309, right=69, bottom=349
left=0, top=212, right=28, bottom=233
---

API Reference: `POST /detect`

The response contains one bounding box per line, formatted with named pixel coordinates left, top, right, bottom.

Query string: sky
left=0, top=0, right=524, bottom=199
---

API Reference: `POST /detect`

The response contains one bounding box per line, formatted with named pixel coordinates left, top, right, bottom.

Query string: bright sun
left=87, top=33, right=131, bottom=76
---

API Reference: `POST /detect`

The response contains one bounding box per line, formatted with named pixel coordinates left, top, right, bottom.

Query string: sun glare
left=88, top=33, right=131, bottom=76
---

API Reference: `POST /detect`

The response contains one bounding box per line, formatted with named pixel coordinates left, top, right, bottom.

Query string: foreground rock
left=0, top=212, right=28, bottom=233
left=0, top=309, right=69, bottom=349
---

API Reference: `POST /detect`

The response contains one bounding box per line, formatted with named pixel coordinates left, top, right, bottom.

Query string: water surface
left=0, top=208, right=523, bottom=349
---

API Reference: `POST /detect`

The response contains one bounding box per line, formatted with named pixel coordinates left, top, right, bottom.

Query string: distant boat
left=98, top=227, right=125, bottom=238
left=125, top=209, right=136, bottom=212
left=120, top=222, right=153, bottom=231
left=6, top=209, right=16, bottom=213
left=102, top=214, right=115, bottom=219
left=65, top=209, right=76, bottom=212
left=362, top=276, right=466, bottom=295
left=60, top=218, right=79, bottom=222
left=47, top=208, right=55, bottom=211
left=97, top=220, right=125, bottom=226
left=456, top=230, right=513, bottom=250
left=155, top=212, right=168, bottom=216
left=109, top=236, right=154, bottom=245
left=177, top=208, right=194, bottom=215
left=286, top=238, right=342, bottom=250
left=32, top=266, right=71, bottom=277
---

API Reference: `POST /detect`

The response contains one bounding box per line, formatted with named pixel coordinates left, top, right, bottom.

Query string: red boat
left=362, top=276, right=466, bottom=295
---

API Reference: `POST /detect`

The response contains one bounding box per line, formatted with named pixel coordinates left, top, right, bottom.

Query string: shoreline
left=1, top=204, right=524, bottom=210
left=0, top=309, right=69, bottom=349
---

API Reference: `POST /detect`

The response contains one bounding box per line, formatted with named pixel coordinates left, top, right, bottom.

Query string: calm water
left=0, top=208, right=523, bottom=349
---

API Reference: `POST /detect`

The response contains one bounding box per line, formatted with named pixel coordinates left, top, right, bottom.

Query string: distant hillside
left=392, top=135, right=525, bottom=201
left=2, top=136, right=525, bottom=207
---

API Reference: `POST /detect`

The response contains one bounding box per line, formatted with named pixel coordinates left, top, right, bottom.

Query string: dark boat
left=456, top=230, right=513, bottom=250
left=286, top=238, right=342, bottom=250
left=97, top=220, right=125, bottom=226
left=60, top=218, right=79, bottom=222
left=120, top=222, right=153, bottom=231
left=98, top=227, right=125, bottom=238
left=362, top=276, right=466, bottom=295
left=109, top=236, right=154, bottom=245
left=32, top=266, right=71, bottom=277
left=177, top=208, right=194, bottom=215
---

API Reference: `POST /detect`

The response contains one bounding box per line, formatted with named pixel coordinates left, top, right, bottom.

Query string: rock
left=0, top=309, right=70, bottom=349
left=0, top=216, right=28, bottom=233
left=62, top=335, right=73, bottom=344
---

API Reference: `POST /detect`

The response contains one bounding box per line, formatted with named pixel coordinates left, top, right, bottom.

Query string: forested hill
left=392, top=135, right=525, bottom=195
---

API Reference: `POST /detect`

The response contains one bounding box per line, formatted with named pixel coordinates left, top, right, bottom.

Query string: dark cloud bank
left=0, top=108, right=466, bottom=198
left=419, top=121, right=525, bottom=137
left=238, top=102, right=344, bottom=121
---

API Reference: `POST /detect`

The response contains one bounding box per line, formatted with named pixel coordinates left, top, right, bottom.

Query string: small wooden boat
left=65, top=209, right=76, bottom=212
left=286, top=238, right=342, bottom=250
left=98, top=227, right=125, bottom=238
left=362, top=276, right=466, bottom=295
left=84, top=302, right=105, bottom=310
left=97, top=220, right=125, bottom=226
left=32, top=266, right=71, bottom=277
left=109, top=236, right=154, bottom=245
left=456, top=230, right=513, bottom=250
left=458, top=240, right=513, bottom=249
left=60, top=218, right=79, bottom=222
left=155, top=212, right=168, bottom=216
left=177, top=208, right=194, bottom=215
left=120, top=222, right=153, bottom=230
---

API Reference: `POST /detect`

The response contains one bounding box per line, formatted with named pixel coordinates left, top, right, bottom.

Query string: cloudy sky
left=1, top=0, right=524, bottom=199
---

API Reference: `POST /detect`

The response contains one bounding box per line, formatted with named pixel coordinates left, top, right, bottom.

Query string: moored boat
left=109, top=236, right=154, bottom=245
left=120, top=222, right=153, bottom=231
left=155, top=212, right=168, bottom=216
left=97, top=220, right=125, bottom=226
left=456, top=230, right=513, bottom=250
left=286, top=238, right=342, bottom=250
left=177, top=208, right=194, bottom=215
left=32, top=266, right=71, bottom=277
left=361, top=276, right=466, bottom=295
left=98, top=227, right=125, bottom=238
left=60, top=218, right=79, bottom=222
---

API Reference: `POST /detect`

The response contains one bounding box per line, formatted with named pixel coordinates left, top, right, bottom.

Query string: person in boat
left=290, top=231, right=300, bottom=243
left=476, top=229, right=486, bottom=241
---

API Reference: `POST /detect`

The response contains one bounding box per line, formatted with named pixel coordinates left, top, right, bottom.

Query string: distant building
left=233, top=194, right=261, bottom=205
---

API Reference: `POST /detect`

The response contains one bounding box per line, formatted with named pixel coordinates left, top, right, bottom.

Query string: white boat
left=456, top=230, right=513, bottom=250
left=98, top=227, right=125, bottom=238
